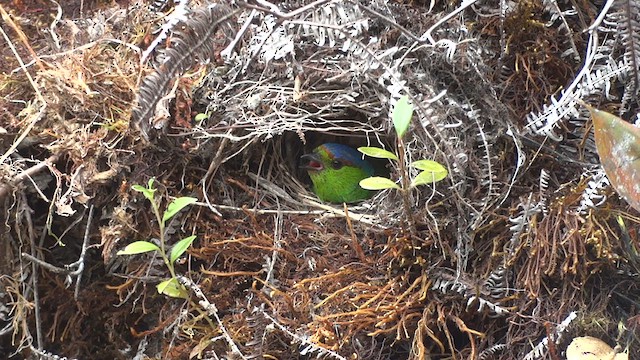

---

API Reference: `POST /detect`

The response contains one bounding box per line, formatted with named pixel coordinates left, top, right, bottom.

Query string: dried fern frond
left=576, top=167, right=609, bottom=214
left=431, top=268, right=513, bottom=316
left=612, top=0, right=640, bottom=112
left=301, top=1, right=368, bottom=49
left=131, top=3, right=237, bottom=140
left=525, top=0, right=640, bottom=139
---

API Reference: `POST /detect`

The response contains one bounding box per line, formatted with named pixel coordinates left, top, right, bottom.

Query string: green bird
left=300, top=143, right=375, bottom=203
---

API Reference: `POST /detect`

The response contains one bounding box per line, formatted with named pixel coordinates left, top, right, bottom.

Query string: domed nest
left=1, top=0, right=639, bottom=359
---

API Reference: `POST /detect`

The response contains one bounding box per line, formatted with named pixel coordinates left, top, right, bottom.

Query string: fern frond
left=431, top=268, right=513, bottom=316
left=507, top=195, right=543, bottom=257
left=29, top=346, right=77, bottom=360
left=478, top=344, right=507, bottom=360
left=525, top=60, right=629, bottom=139
left=539, top=168, right=550, bottom=216
left=141, top=0, right=191, bottom=62
left=258, top=307, right=348, bottom=360
left=483, top=265, right=510, bottom=299
left=132, top=4, right=236, bottom=139
left=522, top=311, right=577, bottom=360
left=525, top=0, right=640, bottom=138
left=576, top=167, right=609, bottom=214
left=541, top=0, right=580, bottom=62
left=302, top=1, right=368, bottom=48
left=614, top=0, right=640, bottom=111
left=148, top=0, right=181, bottom=13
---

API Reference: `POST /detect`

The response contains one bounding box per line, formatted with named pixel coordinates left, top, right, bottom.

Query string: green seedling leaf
left=360, top=177, right=401, bottom=190
left=117, top=241, right=160, bottom=255
left=194, top=113, right=209, bottom=122
left=163, top=197, right=197, bottom=222
left=157, top=278, right=188, bottom=299
left=410, top=160, right=448, bottom=186
left=587, top=104, right=640, bottom=212
left=392, top=95, right=413, bottom=139
left=132, top=182, right=156, bottom=202
left=358, top=147, right=398, bottom=161
left=411, top=159, right=444, bottom=171
left=170, top=235, right=196, bottom=264
left=131, top=184, right=145, bottom=192
left=411, top=169, right=448, bottom=187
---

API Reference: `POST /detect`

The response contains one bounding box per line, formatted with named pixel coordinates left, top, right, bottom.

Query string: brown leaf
left=587, top=105, right=640, bottom=212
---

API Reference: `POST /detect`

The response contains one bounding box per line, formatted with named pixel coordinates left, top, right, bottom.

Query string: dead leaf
left=566, top=336, right=628, bottom=360
left=587, top=105, right=640, bottom=212
left=566, top=336, right=613, bottom=360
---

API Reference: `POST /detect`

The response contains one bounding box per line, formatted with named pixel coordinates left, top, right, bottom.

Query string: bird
left=299, top=143, right=375, bottom=203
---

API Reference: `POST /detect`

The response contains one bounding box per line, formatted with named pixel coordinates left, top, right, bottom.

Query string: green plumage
left=300, top=143, right=375, bottom=203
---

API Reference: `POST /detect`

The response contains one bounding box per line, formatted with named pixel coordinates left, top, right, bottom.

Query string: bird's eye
left=331, top=160, right=343, bottom=170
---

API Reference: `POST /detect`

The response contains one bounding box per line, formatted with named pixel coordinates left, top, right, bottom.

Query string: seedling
left=117, top=178, right=197, bottom=298
left=358, top=95, right=447, bottom=233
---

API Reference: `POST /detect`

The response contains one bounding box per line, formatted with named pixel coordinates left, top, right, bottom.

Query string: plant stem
left=397, top=137, right=417, bottom=237
left=150, top=196, right=177, bottom=279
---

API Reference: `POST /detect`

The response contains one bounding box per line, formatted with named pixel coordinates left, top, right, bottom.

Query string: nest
left=1, top=0, right=639, bottom=359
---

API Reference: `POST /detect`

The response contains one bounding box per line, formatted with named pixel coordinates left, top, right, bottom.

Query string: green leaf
left=411, top=168, right=448, bottom=187
left=410, top=160, right=448, bottom=186
left=587, top=105, right=640, bottom=212
left=194, top=113, right=209, bottom=122
left=410, top=160, right=446, bottom=172
left=358, top=147, right=398, bottom=161
left=170, top=235, right=196, bottom=264
left=392, top=95, right=413, bottom=139
left=157, top=278, right=188, bottom=299
left=116, top=241, right=160, bottom=255
left=132, top=180, right=156, bottom=202
left=359, top=177, right=400, bottom=190
left=163, top=197, right=197, bottom=222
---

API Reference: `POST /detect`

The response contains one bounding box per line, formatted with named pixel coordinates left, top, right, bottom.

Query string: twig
left=21, top=253, right=69, bottom=274
left=247, top=173, right=300, bottom=205
left=348, top=1, right=421, bottom=42
left=257, top=307, right=347, bottom=360
left=201, top=136, right=229, bottom=217
left=241, top=0, right=332, bottom=19
left=0, top=155, right=59, bottom=200
left=21, top=206, right=94, bottom=300
left=194, top=201, right=326, bottom=215
left=264, top=210, right=283, bottom=287
left=343, top=203, right=367, bottom=263
left=0, top=5, right=45, bottom=72
left=178, top=276, right=247, bottom=359
left=70, top=205, right=94, bottom=300
left=419, top=0, right=480, bottom=44
left=220, top=9, right=256, bottom=59
left=0, top=7, right=47, bottom=165
left=301, top=198, right=382, bottom=226
left=23, top=192, right=43, bottom=350
left=29, top=345, right=78, bottom=360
